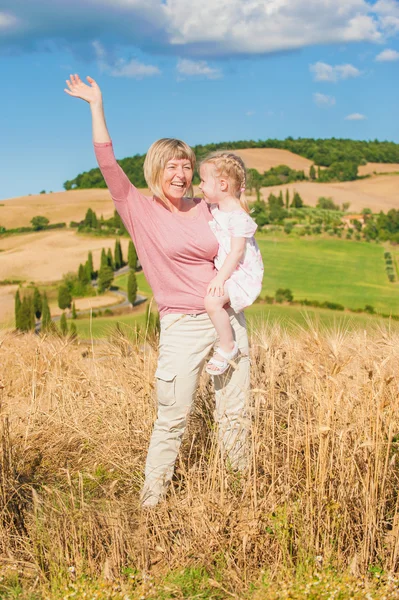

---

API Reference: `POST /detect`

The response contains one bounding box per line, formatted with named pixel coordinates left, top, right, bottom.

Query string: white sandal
left=205, top=342, right=239, bottom=376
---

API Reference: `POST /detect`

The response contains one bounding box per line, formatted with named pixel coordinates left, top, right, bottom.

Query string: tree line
left=63, top=137, right=399, bottom=191
left=14, top=238, right=140, bottom=335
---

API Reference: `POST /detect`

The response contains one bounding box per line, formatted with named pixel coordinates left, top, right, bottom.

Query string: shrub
left=275, top=288, right=294, bottom=303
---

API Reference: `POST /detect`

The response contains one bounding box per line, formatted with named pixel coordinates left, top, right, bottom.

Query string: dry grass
left=233, top=149, right=314, bottom=176
left=0, top=231, right=131, bottom=284
left=358, top=163, right=399, bottom=176
left=0, top=322, right=399, bottom=596
left=260, top=175, right=399, bottom=213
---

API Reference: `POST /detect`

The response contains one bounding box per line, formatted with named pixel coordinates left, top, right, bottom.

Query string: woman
left=65, top=75, right=250, bottom=507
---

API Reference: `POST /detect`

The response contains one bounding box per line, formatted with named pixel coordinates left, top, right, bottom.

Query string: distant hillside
left=63, top=137, right=399, bottom=190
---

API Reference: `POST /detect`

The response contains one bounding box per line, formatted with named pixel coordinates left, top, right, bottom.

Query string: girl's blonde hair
left=144, top=138, right=196, bottom=208
left=200, top=151, right=249, bottom=213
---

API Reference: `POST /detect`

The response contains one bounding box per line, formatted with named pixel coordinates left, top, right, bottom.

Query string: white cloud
left=375, top=48, right=399, bottom=61
left=176, top=58, right=221, bottom=79
left=0, top=0, right=397, bottom=58
left=93, top=41, right=160, bottom=78
left=109, top=59, right=160, bottom=78
left=313, top=93, right=336, bottom=107
left=0, top=11, right=18, bottom=29
left=345, top=113, right=367, bottom=120
left=310, top=61, right=362, bottom=82
left=373, top=0, right=399, bottom=35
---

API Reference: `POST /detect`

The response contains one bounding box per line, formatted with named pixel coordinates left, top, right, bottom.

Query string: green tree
left=291, top=191, right=304, bottom=208
left=85, top=260, right=92, bottom=283
left=31, top=215, right=49, bottom=231
left=107, top=248, right=114, bottom=270
left=317, top=197, right=339, bottom=211
left=309, top=165, right=316, bottom=180
left=285, top=189, right=290, bottom=209
left=127, top=270, right=138, bottom=305
left=128, top=241, right=138, bottom=271
left=60, top=312, right=68, bottom=336
left=275, top=288, right=294, bottom=303
left=87, top=251, right=94, bottom=279
left=84, top=208, right=98, bottom=228
left=69, top=321, right=78, bottom=339
left=14, top=290, right=21, bottom=329
left=41, top=293, right=51, bottom=332
left=72, top=302, right=77, bottom=319
left=19, top=295, right=35, bottom=331
left=78, top=263, right=89, bottom=285
left=114, top=239, right=123, bottom=270
left=58, top=285, right=72, bottom=310
left=100, top=248, right=108, bottom=268
left=98, top=265, right=114, bottom=293
left=33, top=287, right=42, bottom=319
left=251, top=200, right=269, bottom=227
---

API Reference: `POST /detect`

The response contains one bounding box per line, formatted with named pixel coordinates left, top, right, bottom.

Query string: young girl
left=199, top=152, right=264, bottom=375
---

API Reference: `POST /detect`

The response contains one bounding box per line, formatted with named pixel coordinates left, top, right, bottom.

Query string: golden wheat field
left=233, top=148, right=314, bottom=175
left=0, top=231, right=131, bottom=324
left=1, top=323, right=399, bottom=598
left=260, top=175, right=399, bottom=213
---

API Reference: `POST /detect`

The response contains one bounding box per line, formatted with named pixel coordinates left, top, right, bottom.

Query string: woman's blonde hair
left=200, top=151, right=249, bottom=213
left=143, top=138, right=196, bottom=207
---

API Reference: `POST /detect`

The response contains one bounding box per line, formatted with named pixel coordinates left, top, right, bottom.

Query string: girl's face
left=161, top=157, right=193, bottom=203
left=199, top=163, right=222, bottom=204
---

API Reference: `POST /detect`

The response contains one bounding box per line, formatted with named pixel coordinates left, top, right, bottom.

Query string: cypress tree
left=58, top=285, right=72, bottom=310
left=84, top=260, right=92, bottom=283
left=100, top=248, right=107, bottom=268
left=19, top=296, right=35, bottom=332
left=98, top=265, right=114, bottom=293
left=310, top=164, right=316, bottom=180
left=87, top=251, right=94, bottom=279
left=60, top=312, right=68, bottom=336
left=15, top=290, right=21, bottom=329
left=41, top=293, right=51, bottom=332
left=69, top=321, right=77, bottom=339
left=72, top=302, right=77, bottom=319
left=127, top=269, right=137, bottom=305
left=78, top=264, right=85, bottom=282
left=128, top=241, right=137, bottom=271
left=285, top=189, right=290, bottom=209
left=114, top=239, right=123, bottom=270
left=107, top=248, right=114, bottom=270
left=33, top=287, right=42, bottom=319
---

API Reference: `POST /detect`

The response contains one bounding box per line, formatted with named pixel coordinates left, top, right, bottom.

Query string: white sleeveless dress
left=209, top=205, right=264, bottom=312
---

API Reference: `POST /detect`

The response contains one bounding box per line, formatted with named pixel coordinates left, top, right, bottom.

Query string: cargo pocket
left=155, top=368, right=177, bottom=406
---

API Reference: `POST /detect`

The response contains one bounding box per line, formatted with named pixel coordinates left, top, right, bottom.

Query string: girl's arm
left=207, top=237, right=246, bottom=296
left=64, top=74, right=131, bottom=201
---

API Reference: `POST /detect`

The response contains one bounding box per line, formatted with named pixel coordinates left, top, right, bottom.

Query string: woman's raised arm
left=64, top=74, right=131, bottom=201
left=65, top=74, right=110, bottom=143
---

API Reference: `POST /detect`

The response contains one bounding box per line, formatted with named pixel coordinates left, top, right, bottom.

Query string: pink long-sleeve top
left=94, top=142, right=218, bottom=318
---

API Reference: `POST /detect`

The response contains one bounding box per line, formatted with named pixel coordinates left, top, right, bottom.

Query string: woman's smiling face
left=161, top=158, right=193, bottom=203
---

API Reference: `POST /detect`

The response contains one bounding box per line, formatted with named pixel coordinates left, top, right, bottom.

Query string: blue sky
left=0, top=0, right=398, bottom=199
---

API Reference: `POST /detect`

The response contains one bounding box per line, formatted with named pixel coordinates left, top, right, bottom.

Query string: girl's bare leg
left=204, top=292, right=236, bottom=371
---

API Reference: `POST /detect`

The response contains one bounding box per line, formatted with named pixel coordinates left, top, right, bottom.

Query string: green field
left=70, top=301, right=398, bottom=340
left=117, top=235, right=399, bottom=313
left=257, top=233, right=399, bottom=313
left=66, top=234, right=399, bottom=339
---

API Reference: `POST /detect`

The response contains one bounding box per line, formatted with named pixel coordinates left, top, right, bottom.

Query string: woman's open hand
left=64, top=74, right=102, bottom=105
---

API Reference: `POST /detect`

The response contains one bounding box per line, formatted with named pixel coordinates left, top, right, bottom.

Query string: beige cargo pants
left=141, top=309, right=250, bottom=506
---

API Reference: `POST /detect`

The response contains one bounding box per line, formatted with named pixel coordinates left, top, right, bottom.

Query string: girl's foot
left=205, top=342, right=239, bottom=376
